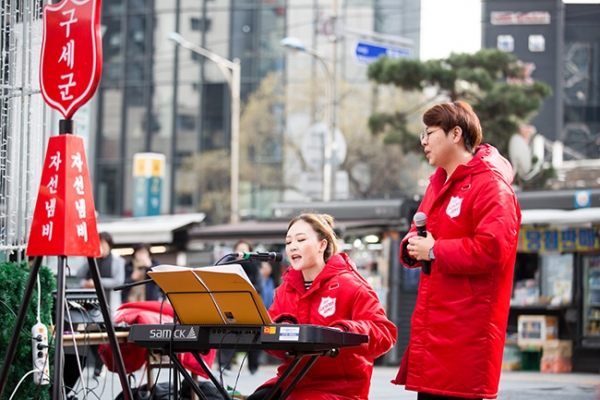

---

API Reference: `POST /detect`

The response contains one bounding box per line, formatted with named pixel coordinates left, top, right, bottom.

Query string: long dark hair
left=287, top=212, right=338, bottom=262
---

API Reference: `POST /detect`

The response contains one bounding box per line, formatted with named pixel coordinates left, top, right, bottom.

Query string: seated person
left=121, top=243, right=162, bottom=303
left=247, top=212, right=397, bottom=399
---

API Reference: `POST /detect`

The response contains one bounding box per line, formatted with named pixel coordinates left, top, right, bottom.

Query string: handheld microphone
left=413, top=212, right=431, bottom=275
left=232, top=251, right=283, bottom=262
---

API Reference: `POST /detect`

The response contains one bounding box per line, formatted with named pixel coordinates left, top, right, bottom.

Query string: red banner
left=39, top=0, right=102, bottom=119
left=27, top=135, right=101, bottom=257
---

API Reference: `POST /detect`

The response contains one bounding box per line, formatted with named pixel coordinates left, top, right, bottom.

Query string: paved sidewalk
left=82, top=362, right=600, bottom=400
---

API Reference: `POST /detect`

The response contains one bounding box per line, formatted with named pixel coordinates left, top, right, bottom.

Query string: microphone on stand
left=414, top=212, right=431, bottom=275
left=113, top=278, right=153, bottom=292
left=231, top=252, right=283, bottom=262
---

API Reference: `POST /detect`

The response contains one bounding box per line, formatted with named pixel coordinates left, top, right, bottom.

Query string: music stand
left=148, top=264, right=272, bottom=325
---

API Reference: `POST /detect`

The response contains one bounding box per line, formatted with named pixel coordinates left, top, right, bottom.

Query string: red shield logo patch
left=39, top=0, right=102, bottom=119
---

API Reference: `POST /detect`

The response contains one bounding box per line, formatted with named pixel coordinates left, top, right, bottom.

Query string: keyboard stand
left=167, top=348, right=341, bottom=400
left=273, top=349, right=338, bottom=399
left=127, top=323, right=368, bottom=399
left=134, top=351, right=204, bottom=400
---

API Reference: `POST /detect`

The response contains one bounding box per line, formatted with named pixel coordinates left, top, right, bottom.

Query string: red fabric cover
left=178, top=351, right=216, bottom=377
left=99, top=301, right=215, bottom=377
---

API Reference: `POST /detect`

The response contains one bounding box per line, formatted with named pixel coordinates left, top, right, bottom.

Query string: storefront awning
left=188, top=218, right=409, bottom=243
left=97, top=213, right=206, bottom=245
left=521, top=208, right=600, bottom=227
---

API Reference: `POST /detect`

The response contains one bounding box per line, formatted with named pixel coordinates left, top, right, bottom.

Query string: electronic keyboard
left=129, top=323, right=368, bottom=352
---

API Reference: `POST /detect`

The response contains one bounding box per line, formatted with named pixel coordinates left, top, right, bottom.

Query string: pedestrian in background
left=259, top=261, right=275, bottom=310
left=76, top=231, right=125, bottom=316
left=394, top=101, right=521, bottom=399
left=248, top=212, right=397, bottom=399
left=121, top=242, right=162, bottom=303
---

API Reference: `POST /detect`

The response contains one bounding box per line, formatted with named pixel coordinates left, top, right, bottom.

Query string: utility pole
left=324, top=0, right=338, bottom=202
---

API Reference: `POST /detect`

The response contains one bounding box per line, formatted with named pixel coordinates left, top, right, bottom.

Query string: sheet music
left=148, top=264, right=271, bottom=325
left=151, top=264, right=253, bottom=285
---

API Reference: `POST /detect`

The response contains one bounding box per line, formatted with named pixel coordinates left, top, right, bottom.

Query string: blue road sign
left=354, top=41, right=412, bottom=66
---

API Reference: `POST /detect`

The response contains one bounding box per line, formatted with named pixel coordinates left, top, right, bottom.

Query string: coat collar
left=283, top=253, right=355, bottom=293
left=429, top=144, right=514, bottom=191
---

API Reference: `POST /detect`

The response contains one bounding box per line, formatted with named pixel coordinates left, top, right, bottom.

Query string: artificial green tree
left=0, top=261, right=55, bottom=400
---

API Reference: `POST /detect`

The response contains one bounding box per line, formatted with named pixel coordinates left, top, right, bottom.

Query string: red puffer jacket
left=392, top=144, right=521, bottom=399
left=257, top=253, right=397, bottom=400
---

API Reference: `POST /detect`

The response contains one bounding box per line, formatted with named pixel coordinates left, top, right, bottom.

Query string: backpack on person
left=114, top=380, right=225, bottom=400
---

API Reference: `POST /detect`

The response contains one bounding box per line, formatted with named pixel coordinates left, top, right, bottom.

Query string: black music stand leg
left=171, top=355, right=209, bottom=400
left=173, top=362, right=179, bottom=400
left=86, top=257, right=134, bottom=400
left=191, top=352, right=232, bottom=400
left=0, top=256, right=44, bottom=397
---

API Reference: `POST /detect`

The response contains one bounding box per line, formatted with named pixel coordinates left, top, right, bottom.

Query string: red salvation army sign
left=26, top=134, right=101, bottom=257
left=40, top=0, right=102, bottom=119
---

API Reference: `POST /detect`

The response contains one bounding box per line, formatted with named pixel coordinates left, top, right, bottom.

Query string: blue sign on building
left=134, top=176, right=162, bottom=217
left=353, top=41, right=412, bottom=66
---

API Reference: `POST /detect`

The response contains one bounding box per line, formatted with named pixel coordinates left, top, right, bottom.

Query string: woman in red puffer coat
left=248, top=212, right=397, bottom=400
left=393, top=101, right=521, bottom=400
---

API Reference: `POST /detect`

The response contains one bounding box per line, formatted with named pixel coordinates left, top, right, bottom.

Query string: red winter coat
left=392, top=144, right=521, bottom=399
left=258, top=253, right=397, bottom=400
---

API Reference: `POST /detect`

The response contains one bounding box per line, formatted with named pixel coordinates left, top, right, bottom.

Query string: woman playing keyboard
left=247, top=212, right=398, bottom=400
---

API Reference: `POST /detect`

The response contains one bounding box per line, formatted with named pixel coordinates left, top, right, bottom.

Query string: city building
left=91, top=0, right=421, bottom=219
left=482, top=0, right=600, bottom=186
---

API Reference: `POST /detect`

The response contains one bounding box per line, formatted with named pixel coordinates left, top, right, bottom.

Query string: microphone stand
left=215, top=253, right=238, bottom=265
left=113, top=278, right=154, bottom=292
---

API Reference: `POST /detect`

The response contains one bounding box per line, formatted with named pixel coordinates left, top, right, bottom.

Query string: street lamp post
left=281, top=36, right=336, bottom=202
left=168, top=32, right=241, bottom=224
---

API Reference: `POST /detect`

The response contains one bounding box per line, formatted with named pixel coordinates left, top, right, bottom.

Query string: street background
left=78, top=361, right=600, bottom=400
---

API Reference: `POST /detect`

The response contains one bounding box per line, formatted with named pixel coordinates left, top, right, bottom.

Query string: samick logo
left=148, top=327, right=197, bottom=340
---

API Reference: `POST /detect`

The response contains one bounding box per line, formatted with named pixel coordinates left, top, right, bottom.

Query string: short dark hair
left=133, top=242, right=152, bottom=255
left=99, top=231, right=114, bottom=249
left=422, top=101, right=483, bottom=153
left=234, top=240, right=254, bottom=252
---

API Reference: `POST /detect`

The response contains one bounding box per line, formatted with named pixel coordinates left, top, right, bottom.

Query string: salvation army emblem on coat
left=446, top=196, right=463, bottom=218
left=318, top=297, right=336, bottom=318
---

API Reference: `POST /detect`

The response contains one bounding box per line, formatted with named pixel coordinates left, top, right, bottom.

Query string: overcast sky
left=420, top=0, right=482, bottom=60
left=420, top=0, right=600, bottom=60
